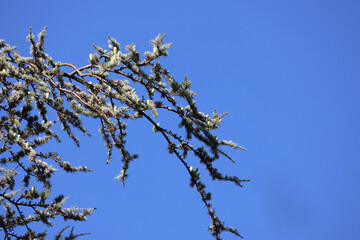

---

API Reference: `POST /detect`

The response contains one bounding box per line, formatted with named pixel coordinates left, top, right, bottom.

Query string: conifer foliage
left=0, top=27, right=249, bottom=239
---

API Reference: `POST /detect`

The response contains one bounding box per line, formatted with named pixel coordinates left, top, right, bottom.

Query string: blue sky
left=1, top=0, right=360, bottom=239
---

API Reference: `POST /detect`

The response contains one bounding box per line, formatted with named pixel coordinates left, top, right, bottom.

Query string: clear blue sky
left=1, top=0, right=360, bottom=239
